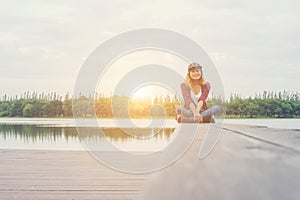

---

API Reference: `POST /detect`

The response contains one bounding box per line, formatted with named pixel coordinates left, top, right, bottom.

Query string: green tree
left=23, top=104, right=34, bottom=117
left=280, top=102, right=293, bottom=118
left=63, top=99, right=73, bottom=117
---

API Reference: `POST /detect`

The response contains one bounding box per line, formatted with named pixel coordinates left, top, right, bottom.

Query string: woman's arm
left=195, top=82, right=211, bottom=122
left=198, top=82, right=210, bottom=111
left=180, top=83, right=193, bottom=108
left=189, top=102, right=203, bottom=122
left=199, top=82, right=210, bottom=102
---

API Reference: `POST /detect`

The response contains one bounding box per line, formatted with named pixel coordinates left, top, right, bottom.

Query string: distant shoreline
left=0, top=116, right=299, bottom=119
left=0, top=117, right=299, bottom=130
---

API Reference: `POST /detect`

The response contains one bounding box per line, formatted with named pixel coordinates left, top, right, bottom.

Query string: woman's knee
left=176, top=106, right=193, bottom=117
left=211, top=105, right=222, bottom=115
left=176, top=106, right=183, bottom=114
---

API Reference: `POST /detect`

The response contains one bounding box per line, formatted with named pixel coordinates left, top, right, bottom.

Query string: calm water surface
left=0, top=124, right=176, bottom=151
left=224, top=118, right=300, bottom=130
left=0, top=118, right=299, bottom=151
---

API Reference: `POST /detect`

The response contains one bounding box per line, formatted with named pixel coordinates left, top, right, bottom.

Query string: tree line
left=0, top=92, right=180, bottom=118
left=0, top=91, right=299, bottom=118
left=226, top=91, right=300, bottom=118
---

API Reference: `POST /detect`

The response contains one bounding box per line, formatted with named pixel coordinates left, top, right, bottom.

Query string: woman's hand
left=189, top=102, right=203, bottom=123
left=194, top=113, right=203, bottom=123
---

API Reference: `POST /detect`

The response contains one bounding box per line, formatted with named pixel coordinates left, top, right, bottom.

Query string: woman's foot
left=202, top=115, right=215, bottom=123
left=176, top=115, right=182, bottom=123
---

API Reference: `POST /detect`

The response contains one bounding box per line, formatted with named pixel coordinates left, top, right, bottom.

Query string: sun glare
left=132, top=87, right=151, bottom=99
left=131, top=85, right=173, bottom=100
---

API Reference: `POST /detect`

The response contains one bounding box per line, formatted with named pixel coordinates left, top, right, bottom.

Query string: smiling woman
left=176, top=62, right=223, bottom=123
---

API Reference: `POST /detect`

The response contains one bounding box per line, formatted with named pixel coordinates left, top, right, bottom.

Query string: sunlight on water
left=0, top=124, right=176, bottom=151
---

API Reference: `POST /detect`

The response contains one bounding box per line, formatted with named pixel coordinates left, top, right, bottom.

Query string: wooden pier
left=0, top=124, right=299, bottom=200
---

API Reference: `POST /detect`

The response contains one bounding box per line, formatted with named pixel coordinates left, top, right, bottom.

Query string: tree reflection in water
left=0, top=124, right=175, bottom=144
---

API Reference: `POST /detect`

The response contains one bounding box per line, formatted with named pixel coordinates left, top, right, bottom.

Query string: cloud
left=0, top=0, right=299, bottom=97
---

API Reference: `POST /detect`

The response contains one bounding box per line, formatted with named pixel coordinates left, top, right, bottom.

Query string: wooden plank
left=0, top=191, right=135, bottom=200
left=223, top=124, right=300, bottom=152
left=138, top=124, right=300, bottom=200
left=0, top=124, right=299, bottom=199
left=0, top=149, right=148, bottom=200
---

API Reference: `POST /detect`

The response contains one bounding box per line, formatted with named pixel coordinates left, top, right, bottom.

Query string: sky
left=0, top=0, right=299, bottom=99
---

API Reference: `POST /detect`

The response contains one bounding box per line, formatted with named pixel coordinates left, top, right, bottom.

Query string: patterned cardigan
left=180, top=82, right=210, bottom=111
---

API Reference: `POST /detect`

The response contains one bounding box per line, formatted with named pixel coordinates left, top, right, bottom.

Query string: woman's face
left=189, top=68, right=202, bottom=80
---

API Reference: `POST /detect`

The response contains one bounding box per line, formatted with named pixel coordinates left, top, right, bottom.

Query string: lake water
left=223, top=118, right=300, bottom=130
left=0, top=118, right=299, bottom=151
left=0, top=123, right=177, bottom=151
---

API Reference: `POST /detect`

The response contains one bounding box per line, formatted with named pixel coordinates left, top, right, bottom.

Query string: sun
left=132, top=87, right=149, bottom=99
left=131, top=85, right=174, bottom=100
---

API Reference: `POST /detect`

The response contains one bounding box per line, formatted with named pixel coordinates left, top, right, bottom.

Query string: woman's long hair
left=185, top=69, right=206, bottom=89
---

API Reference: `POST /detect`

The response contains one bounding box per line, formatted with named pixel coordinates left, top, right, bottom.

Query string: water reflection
left=0, top=124, right=176, bottom=151
left=0, top=125, right=78, bottom=143
left=80, top=127, right=175, bottom=140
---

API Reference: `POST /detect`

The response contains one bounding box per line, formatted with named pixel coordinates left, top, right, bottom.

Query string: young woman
left=176, top=62, right=221, bottom=123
